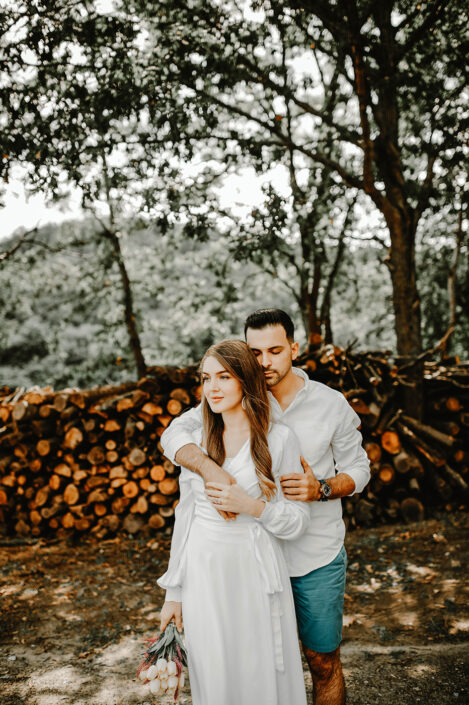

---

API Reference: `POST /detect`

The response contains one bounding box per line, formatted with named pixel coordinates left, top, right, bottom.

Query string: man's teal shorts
left=290, top=546, right=347, bottom=653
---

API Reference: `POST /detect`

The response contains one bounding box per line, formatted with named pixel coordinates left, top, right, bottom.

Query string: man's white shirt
left=161, top=367, right=370, bottom=577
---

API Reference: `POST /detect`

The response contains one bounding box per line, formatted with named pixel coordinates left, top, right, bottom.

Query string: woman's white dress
left=157, top=423, right=309, bottom=705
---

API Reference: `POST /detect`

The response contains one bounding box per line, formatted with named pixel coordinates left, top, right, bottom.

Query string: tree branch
left=397, top=0, right=451, bottom=58
left=319, top=196, right=357, bottom=323
left=234, top=52, right=362, bottom=147
left=0, top=228, right=39, bottom=265
left=194, top=88, right=364, bottom=190
left=343, top=0, right=382, bottom=205
left=440, top=204, right=465, bottom=359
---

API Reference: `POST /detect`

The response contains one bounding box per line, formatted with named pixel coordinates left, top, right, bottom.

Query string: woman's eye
left=220, top=375, right=230, bottom=380
left=202, top=377, right=209, bottom=383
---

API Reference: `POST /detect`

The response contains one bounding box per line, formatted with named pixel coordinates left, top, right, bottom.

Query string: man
left=161, top=309, right=370, bottom=705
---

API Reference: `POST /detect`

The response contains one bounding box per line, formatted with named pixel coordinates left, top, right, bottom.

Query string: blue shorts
left=290, top=546, right=347, bottom=653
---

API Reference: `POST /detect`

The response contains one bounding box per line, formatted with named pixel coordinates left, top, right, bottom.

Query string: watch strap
left=319, top=479, right=330, bottom=502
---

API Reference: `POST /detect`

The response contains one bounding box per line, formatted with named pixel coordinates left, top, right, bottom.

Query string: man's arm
left=281, top=397, right=370, bottom=502
left=175, top=443, right=236, bottom=486
left=160, top=405, right=204, bottom=465
left=330, top=397, right=371, bottom=495
left=281, top=457, right=356, bottom=502
left=161, top=405, right=237, bottom=519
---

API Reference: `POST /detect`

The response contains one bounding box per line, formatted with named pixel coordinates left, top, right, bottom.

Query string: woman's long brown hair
left=200, top=339, right=276, bottom=499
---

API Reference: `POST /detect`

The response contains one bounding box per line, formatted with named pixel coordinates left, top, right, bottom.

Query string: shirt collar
left=290, top=366, right=309, bottom=402
left=292, top=366, right=309, bottom=384
left=268, top=366, right=309, bottom=415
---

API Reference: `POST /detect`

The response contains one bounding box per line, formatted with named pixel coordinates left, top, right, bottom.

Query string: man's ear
left=291, top=341, right=300, bottom=360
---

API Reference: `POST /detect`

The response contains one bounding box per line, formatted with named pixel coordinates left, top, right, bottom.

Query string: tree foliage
left=2, top=217, right=467, bottom=389
left=127, top=0, right=467, bottom=415
left=1, top=0, right=467, bottom=400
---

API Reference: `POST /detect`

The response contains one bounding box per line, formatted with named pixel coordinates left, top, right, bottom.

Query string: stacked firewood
left=0, top=350, right=468, bottom=537
left=0, top=368, right=200, bottom=539
left=298, top=346, right=469, bottom=528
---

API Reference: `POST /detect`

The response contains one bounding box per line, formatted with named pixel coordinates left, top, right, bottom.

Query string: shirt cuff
left=344, top=467, right=370, bottom=495
left=258, top=501, right=275, bottom=527
left=164, top=587, right=182, bottom=603
left=161, top=431, right=198, bottom=465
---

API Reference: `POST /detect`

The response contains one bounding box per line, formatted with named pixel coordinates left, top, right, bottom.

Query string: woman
left=158, top=340, right=309, bottom=705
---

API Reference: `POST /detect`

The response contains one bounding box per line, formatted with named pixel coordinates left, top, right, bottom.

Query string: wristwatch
left=319, top=479, right=332, bottom=502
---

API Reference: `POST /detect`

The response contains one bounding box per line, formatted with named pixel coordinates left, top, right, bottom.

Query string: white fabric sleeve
left=332, top=396, right=371, bottom=495
left=259, top=427, right=310, bottom=541
left=156, top=469, right=195, bottom=602
left=160, top=404, right=203, bottom=464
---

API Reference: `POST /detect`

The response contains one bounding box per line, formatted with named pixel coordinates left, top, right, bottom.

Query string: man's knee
left=303, top=644, right=341, bottom=683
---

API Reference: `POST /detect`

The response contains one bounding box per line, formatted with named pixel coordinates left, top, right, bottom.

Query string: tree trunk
left=323, top=306, right=333, bottom=344
left=300, top=284, right=323, bottom=349
left=384, top=208, right=423, bottom=418
left=103, top=228, right=147, bottom=379
left=100, top=149, right=147, bottom=380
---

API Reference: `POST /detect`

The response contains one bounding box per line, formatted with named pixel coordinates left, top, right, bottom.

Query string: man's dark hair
left=244, top=309, right=295, bottom=341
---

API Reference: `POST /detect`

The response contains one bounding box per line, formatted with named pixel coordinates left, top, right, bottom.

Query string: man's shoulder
left=306, top=378, right=345, bottom=405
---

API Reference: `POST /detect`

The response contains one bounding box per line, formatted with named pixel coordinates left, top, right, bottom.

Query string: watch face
left=322, top=481, right=332, bottom=497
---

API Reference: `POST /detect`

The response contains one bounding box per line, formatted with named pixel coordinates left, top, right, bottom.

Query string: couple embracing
left=158, top=309, right=370, bottom=705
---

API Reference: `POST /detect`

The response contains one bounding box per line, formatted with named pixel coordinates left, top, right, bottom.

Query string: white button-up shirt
left=161, top=367, right=370, bottom=576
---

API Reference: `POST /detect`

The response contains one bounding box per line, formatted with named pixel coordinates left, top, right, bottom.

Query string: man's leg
left=290, top=546, right=348, bottom=705
left=302, top=644, right=345, bottom=705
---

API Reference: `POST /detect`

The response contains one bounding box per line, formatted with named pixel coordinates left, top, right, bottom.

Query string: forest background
left=1, top=0, right=468, bottom=407
left=1, top=6, right=468, bottom=702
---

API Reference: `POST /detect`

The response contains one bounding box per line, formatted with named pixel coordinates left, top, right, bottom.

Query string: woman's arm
left=205, top=427, right=310, bottom=540
left=258, top=427, right=310, bottom=540
left=157, top=470, right=194, bottom=602
left=205, top=482, right=266, bottom=517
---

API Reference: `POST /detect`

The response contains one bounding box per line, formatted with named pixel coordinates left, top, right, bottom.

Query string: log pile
left=0, top=350, right=468, bottom=537
left=298, top=347, right=469, bottom=528
left=0, top=368, right=200, bottom=539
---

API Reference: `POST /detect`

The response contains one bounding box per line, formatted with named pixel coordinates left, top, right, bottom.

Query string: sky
left=1, top=177, right=82, bottom=240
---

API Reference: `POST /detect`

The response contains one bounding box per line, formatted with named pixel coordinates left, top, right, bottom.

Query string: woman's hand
left=160, top=601, right=183, bottom=633
left=202, top=466, right=238, bottom=521
left=205, top=482, right=265, bottom=517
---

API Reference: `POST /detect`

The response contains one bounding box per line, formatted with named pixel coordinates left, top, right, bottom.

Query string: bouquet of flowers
left=137, top=623, right=187, bottom=701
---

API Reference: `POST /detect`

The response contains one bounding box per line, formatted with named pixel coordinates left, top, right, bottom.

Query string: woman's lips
left=210, top=397, right=223, bottom=402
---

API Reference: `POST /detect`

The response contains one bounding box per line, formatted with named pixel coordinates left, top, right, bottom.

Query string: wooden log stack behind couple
left=157, top=308, right=371, bottom=705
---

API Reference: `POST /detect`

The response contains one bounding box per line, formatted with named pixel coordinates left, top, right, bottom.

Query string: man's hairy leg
left=303, top=644, right=345, bottom=705
left=174, top=443, right=237, bottom=520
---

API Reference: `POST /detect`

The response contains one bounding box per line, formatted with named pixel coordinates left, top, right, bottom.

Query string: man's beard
left=263, top=367, right=289, bottom=387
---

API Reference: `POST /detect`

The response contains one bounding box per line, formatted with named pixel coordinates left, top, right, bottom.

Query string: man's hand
left=203, top=466, right=238, bottom=521
left=160, top=601, right=183, bottom=633
left=280, top=456, right=321, bottom=502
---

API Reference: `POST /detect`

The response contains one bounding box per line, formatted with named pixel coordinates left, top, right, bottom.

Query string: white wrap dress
left=157, top=423, right=309, bottom=705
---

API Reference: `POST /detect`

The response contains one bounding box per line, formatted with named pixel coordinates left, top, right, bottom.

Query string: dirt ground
left=1, top=511, right=468, bottom=705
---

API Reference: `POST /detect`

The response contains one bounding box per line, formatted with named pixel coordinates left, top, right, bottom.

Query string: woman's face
left=202, top=356, right=243, bottom=414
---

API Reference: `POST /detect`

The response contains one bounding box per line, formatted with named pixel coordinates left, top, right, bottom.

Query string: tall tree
left=230, top=180, right=358, bottom=345
left=0, top=0, right=183, bottom=377
left=134, top=0, right=467, bottom=415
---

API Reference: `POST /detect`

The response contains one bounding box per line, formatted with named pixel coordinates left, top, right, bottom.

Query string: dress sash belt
left=249, top=523, right=285, bottom=672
